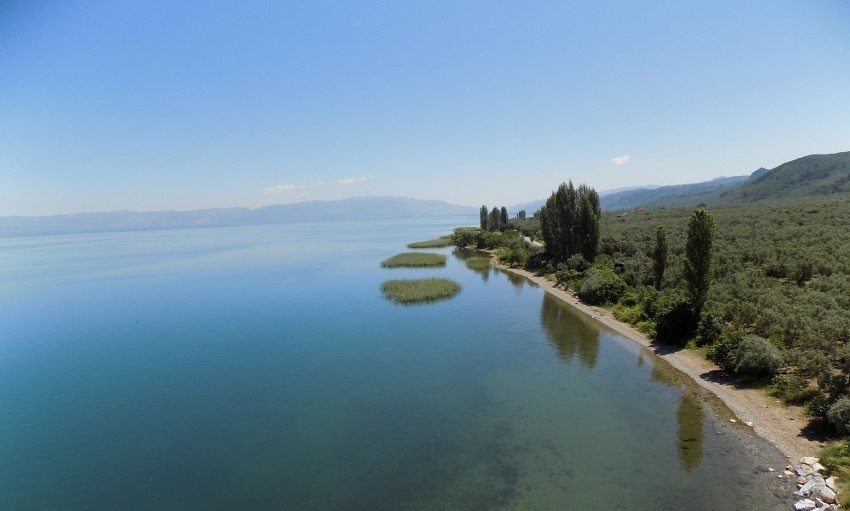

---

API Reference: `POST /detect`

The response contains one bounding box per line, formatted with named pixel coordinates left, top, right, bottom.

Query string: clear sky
left=2, top=1, right=849, bottom=216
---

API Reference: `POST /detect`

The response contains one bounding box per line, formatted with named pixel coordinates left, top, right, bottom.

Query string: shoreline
left=491, top=259, right=824, bottom=462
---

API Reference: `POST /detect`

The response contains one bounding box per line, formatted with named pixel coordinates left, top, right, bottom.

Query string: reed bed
left=465, top=256, right=491, bottom=271
left=381, top=252, right=446, bottom=268
left=380, top=278, right=461, bottom=304
left=406, top=237, right=453, bottom=249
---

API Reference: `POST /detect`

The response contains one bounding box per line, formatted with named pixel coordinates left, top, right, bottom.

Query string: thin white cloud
left=611, top=155, right=631, bottom=166
left=264, top=184, right=296, bottom=194
left=339, top=175, right=374, bottom=185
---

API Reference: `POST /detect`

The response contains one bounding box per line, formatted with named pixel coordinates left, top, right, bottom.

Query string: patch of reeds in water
left=465, top=256, right=491, bottom=271
left=381, top=278, right=461, bottom=304
left=407, top=236, right=453, bottom=249
left=381, top=252, right=446, bottom=268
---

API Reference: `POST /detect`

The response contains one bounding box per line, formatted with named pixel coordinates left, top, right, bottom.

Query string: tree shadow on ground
left=647, top=339, right=685, bottom=355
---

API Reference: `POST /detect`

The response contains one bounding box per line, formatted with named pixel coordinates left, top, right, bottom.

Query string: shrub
left=479, top=231, right=507, bottom=249
left=451, top=229, right=477, bottom=248
left=636, top=320, right=657, bottom=338
left=499, top=246, right=528, bottom=267
left=806, top=394, right=832, bottom=419
left=771, top=374, right=811, bottom=403
left=695, top=309, right=723, bottom=346
left=612, top=304, right=644, bottom=325
left=566, top=254, right=589, bottom=272
left=827, top=397, right=850, bottom=435
left=653, top=297, right=697, bottom=345
left=733, top=336, right=784, bottom=377
left=707, top=330, right=746, bottom=372
left=578, top=267, right=628, bottom=305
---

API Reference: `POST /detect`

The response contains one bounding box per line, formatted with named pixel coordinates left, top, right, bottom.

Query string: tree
left=652, top=226, right=668, bottom=290
left=500, top=206, right=508, bottom=226
left=577, top=184, right=600, bottom=261
left=451, top=229, right=476, bottom=248
left=517, top=209, right=526, bottom=219
left=489, top=207, right=501, bottom=232
left=684, top=208, right=715, bottom=318
left=538, top=181, right=600, bottom=263
left=480, top=205, right=489, bottom=230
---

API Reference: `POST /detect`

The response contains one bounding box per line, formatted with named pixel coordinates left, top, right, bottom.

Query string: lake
left=0, top=217, right=792, bottom=510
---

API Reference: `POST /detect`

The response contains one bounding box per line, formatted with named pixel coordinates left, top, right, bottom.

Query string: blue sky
left=2, top=1, right=849, bottom=215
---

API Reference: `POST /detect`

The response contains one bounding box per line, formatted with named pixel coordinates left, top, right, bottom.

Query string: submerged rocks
left=791, top=456, right=840, bottom=510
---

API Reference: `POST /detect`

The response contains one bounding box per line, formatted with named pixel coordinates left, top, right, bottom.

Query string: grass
left=381, top=278, right=461, bottom=304
left=407, top=236, right=453, bottom=249
left=465, top=256, right=491, bottom=270
left=821, top=440, right=850, bottom=495
left=380, top=252, right=446, bottom=268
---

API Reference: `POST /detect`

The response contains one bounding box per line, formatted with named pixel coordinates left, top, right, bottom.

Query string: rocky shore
left=789, top=457, right=839, bottom=510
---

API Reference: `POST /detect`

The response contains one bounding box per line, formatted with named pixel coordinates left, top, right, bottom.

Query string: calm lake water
left=0, top=217, right=792, bottom=510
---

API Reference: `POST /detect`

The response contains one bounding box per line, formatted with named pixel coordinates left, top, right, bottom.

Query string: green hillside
left=720, top=151, right=850, bottom=202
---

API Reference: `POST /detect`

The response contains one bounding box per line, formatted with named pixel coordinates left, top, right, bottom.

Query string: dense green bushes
left=828, top=397, right=850, bottom=435
left=733, top=336, right=783, bottom=377
left=585, top=194, right=850, bottom=434
left=577, top=267, right=628, bottom=305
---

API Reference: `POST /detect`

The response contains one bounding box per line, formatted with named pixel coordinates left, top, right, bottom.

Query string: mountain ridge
left=0, top=196, right=477, bottom=237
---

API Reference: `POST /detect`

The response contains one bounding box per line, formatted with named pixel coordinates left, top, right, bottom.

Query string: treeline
left=479, top=205, right=509, bottom=232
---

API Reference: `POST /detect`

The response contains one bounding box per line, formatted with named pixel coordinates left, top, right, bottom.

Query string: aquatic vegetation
left=465, top=256, right=491, bottom=271
left=380, top=278, right=461, bottom=304
left=407, top=237, right=453, bottom=248
left=381, top=252, right=446, bottom=268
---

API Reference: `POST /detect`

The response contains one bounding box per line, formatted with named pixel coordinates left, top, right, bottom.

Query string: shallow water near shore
left=0, top=217, right=793, bottom=510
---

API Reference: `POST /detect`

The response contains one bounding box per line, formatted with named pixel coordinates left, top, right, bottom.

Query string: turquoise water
left=0, top=218, right=792, bottom=510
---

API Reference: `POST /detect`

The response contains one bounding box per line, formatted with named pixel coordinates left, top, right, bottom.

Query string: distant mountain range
left=5, top=151, right=848, bottom=237
left=0, top=196, right=477, bottom=237
left=510, top=151, right=850, bottom=213
left=599, top=174, right=754, bottom=210
left=719, top=152, right=850, bottom=202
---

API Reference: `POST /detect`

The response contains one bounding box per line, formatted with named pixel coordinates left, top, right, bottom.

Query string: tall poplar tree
left=480, top=205, right=489, bottom=230
left=577, top=184, right=601, bottom=261
left=652, top=226, right=668, bottom=290
left=684, top=208, right=715, bottom=317
left=538, top=181, right=601, bottom=263
left=500, top=206, right=508, bottom=226
left=489, top=207, right=501, bottom=232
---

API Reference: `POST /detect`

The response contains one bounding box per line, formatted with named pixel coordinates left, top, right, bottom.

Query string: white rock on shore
left=792, top=456, right=840, bottom=510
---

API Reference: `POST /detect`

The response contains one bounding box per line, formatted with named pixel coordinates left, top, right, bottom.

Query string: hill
left=719, top=152, right=850, bottom=202
left=600, top=175, right=750, bottom=210
left=0, top=196, right=477, bottom=237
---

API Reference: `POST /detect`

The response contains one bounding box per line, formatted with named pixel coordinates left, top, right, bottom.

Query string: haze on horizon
left=2, top=1, right=849, bottom=217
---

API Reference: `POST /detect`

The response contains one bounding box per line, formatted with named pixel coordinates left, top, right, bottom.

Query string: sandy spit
left=492, top=261, right=823, bottom=462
